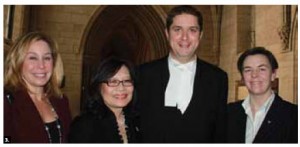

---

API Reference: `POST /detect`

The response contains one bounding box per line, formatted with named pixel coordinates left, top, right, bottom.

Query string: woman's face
left=242, top=54, right=276, bottom=97
left=22, top=40, right=53, bottom=91
left=100, top=65, right=134, bottom=112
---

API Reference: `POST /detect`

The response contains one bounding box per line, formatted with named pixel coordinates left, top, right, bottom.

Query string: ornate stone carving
left=278, top=5, right=292, bottom=52
left=278, top=24, right=290, bottom=52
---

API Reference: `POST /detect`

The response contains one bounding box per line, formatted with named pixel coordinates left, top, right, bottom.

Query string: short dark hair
left=166, top=5, right=203, bottom=32
left=237, top=47, right=279, bottom=74
left=85, top=57, right=137, bottom=117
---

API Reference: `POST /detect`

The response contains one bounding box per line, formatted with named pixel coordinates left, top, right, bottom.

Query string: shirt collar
left=242, top=91, right=275, bottom=113
left=168, top=54, right=197, bottom=73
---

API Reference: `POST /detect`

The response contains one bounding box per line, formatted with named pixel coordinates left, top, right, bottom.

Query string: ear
left=165, top=29, right=169, bottom=40
left=271, top=69, right=277, bottom=81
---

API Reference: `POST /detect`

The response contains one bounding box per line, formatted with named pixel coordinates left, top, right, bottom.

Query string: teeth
left=34, top=74, right=46, bottom=77
left=115, top=94, right=127, bottom=99
left=180, top=44, right=189, bottom=48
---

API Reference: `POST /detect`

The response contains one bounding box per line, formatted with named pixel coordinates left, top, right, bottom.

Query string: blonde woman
left=4, top=32, right=72, bottom=143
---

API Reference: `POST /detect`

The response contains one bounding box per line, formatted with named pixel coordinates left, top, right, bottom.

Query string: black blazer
left=227, top=94, right=298, bottom=143
left=136, top=56, right=228, bottom=143
left=68, top=109, right=140, bottom=143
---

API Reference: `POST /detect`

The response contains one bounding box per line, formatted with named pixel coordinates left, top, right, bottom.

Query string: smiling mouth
left=250, top=81, right=262, bottom=86
left=33, top=73, right=47, bottom=78
left=115, top=94, right=128, bottom=99
left=179, top=44, right=190, bottom=48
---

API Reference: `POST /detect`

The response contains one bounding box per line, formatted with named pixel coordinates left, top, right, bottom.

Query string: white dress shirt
left=164, top=55, right=196, bottom=114
left=242, top=92, right=275, bottom=143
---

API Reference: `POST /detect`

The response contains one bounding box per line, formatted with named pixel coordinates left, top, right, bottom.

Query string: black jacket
left=68, top=108, right=140, bottom=143
left=137, top=56, right=228, bottom=143
left=227, top=94, right=298, bottom=143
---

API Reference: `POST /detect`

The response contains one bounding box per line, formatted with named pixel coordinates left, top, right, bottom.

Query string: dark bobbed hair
left=237, top=47, right=279, bottom=75
left=166, top=5, right=203, bottom=32
left=85, top=57, right=137, bottom=118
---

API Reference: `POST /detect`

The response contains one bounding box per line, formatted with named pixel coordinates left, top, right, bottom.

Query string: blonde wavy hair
left=4, top=32, right=63, bottom=98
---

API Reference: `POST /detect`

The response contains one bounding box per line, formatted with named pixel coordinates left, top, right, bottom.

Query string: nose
left=251, top=69, right=258, bottom=78
left=116, top=83, right=125, bottom=91
left=38, top=59, right=45, bottom=69
left=181, top=30, right=188, bottom=40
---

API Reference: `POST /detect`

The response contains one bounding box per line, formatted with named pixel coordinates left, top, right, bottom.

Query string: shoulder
left=4, top=90, right=14, bottom=104
left=50, top=94, right=71, bottom=110
left=228, top=100, right=244, bottom=112
left=60, top=94, right=70, bottom=104
left=4, top=89, right=29, bottom=105
left=197, top=58, right=227, bottom=76
left=138, top=57, right=167, bottom=72
left=69, top=113, right=99, bottom=134
left=72, top=113, right=98, bottom=125
left=275, top=95, right=298, bottom=114
left=69, top=113, right=99, bottom=142
left=271, top=95, right=298, bottom=129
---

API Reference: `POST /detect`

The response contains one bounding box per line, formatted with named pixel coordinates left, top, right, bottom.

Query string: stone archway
left=79, top=5, right=168, bottom=111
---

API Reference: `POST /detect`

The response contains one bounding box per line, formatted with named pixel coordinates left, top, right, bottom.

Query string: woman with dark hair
left=68, top=57, right=140, bottom=143
left=227, top=47, right=297, bottom=143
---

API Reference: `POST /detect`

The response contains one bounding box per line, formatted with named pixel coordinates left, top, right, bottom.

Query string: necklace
left=44, top=99, right=62, bottom=143
left=117, top=111, right=128, bottom=143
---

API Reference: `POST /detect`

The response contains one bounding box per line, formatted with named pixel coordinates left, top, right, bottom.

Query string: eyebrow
left=171, top=25, right=199, bottom=29
left=258, top=64, right=269, bottom=68
left=190, top=26, right=200, bottom=29
left=243, top=64, right=269, bottom=69
left=26, top=52, right=52, bottom=55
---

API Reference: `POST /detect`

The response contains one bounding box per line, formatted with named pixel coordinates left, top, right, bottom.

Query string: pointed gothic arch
left=78, top=5, right=169, bottom=111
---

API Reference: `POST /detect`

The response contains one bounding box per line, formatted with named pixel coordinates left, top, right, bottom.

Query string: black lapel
left=182, top=59, right=202, bottom=115
left=253, top=95, right=282, bottom=143
left=159, top=57, right=170, bottom=98
left=228, top=102, right=247, bottom=143
left=236, top=104, right=247, bottom=142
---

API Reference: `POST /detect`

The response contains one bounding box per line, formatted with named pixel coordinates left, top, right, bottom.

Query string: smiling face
left=100, top=65, right=134, bottom=112
left=242, top=54, right=276, bottom=98
left=21, top=40, right=54, bottom=92
left=166, top=13, right=201, bottom=63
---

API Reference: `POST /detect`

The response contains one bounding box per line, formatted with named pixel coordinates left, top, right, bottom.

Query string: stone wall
left=220, top=5, right=297, bottom=104
left=4, top=5, right=297, bottom=118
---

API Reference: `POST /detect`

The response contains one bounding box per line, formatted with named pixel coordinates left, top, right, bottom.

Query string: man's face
left=166, top=13, right=201, bottom=63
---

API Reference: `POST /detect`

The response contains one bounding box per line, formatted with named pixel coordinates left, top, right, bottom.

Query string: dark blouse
left=68, top=108, right=140, bottom=143
left=44, top=119, right=62, bottom=143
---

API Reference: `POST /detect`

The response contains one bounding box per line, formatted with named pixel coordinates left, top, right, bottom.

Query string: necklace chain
left=44, top=99, right=62, bottom=143
left=117, top=111, right=128, bottom=143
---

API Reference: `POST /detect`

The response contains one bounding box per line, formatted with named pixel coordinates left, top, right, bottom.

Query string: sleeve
left=60, top=95, right=73, bottom=142
left=68, top=115, right=95, bottom=143
left=4, top=92, right=14, bottom=139
left=289, top=105, right=298, bottom=143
